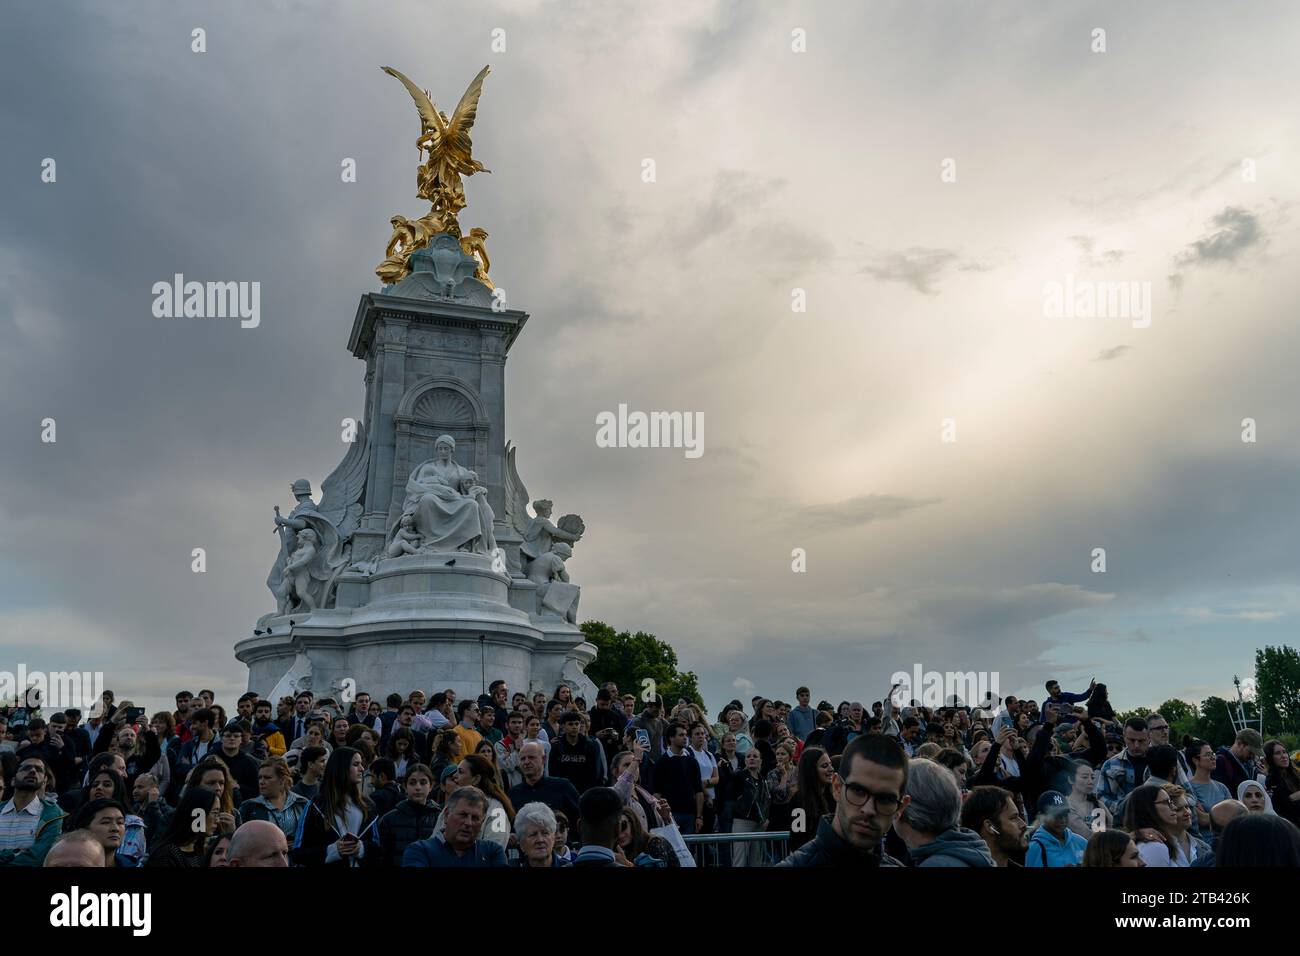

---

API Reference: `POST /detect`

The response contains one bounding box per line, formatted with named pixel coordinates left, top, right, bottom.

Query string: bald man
left=1187, top=799, right=1251, bottom=868
left=43, top=831, right=107, bottom=867
left=227, top=820, right=289, bottom=867
left=1210, top=799, right=1248, bottom=835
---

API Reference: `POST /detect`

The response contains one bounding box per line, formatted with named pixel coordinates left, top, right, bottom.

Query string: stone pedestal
left=237, top=236, right=597, bottom=703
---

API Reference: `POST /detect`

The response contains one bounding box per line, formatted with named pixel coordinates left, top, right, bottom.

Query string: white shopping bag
left=649, top=821, right=698, bottom=868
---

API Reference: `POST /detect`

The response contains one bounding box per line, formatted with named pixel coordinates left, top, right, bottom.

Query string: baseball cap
left=439, top=765, right=459, bottom=783
left=1036, top=791, right=1070, bottom=818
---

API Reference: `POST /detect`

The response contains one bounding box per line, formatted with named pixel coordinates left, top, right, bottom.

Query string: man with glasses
left=451, top=700, right=484, bottom=758
left=16, top=719, right=74, bottom=795
left=1138, top=715, right=1203, bottom=838
left=777, top=734, right=907, bottom=866
left=1097, top=717, right=1149, bottom=816
left=0, top=756, right=67, bottom=867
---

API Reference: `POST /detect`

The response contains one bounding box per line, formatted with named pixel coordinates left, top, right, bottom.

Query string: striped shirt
left=0, top=797, right=43, bottom=852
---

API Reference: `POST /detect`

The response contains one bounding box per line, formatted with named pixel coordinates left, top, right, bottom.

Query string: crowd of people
left=2, top=675, right=1298, bottom=868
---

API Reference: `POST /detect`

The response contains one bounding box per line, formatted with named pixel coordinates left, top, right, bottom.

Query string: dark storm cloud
left=0, top=2, right=544, bottom=705
left=1174, top=206, right=1263, bottom=267
left=3, top=0, right=1299, bottom=719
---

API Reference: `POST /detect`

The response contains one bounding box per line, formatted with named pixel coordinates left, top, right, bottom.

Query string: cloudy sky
left=2, top=1, right=1298, bottom=716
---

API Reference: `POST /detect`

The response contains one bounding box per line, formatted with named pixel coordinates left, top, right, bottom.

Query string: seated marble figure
left=389, top=434, right=497, bottom=555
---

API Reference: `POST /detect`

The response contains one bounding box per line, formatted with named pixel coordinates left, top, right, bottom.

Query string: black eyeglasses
left=839, top=779, right=900, bottom=811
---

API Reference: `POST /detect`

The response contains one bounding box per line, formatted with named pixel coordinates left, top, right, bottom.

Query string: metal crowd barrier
left=681, top=830, right=792, bottom=867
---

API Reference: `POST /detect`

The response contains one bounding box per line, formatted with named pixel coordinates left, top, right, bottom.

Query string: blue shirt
left=1026, top=826, right=1088, bottom=867
left=574, top=844, right=617, bottom=865
left=401, top=834, right=508, bottom=867
left=787, top=706, right=817, bottom=741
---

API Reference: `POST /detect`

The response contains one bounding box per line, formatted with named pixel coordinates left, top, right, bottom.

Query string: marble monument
left=235, top=65, right=598, bottom=705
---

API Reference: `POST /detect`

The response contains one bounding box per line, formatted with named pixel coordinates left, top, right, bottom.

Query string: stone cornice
left=349, top=292, right=529, bottom=359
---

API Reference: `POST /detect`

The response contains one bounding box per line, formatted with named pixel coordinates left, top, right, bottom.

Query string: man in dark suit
left=279, top=691, right=314, bottom=746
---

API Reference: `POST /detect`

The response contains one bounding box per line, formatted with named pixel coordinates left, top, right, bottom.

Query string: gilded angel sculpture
left=381, top=64, right=492, bottom=193
left=376, top=65, right=495, bottom=286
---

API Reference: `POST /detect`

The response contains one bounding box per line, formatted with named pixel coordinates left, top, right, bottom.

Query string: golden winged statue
left=376, top=65, right=494, bottom=287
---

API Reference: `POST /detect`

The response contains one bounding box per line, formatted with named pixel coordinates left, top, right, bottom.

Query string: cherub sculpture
left=385, top=513, right=422, bottom=557
left=526, top=542, right=580, bottom=623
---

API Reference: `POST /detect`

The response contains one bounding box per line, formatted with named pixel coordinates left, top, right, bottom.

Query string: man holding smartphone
left=1043, top=679, right=1095, bottom=723
left=14, top=720, right=73, bottom=795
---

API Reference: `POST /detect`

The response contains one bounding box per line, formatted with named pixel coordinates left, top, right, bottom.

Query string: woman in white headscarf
left=1237, top=779, right=1276, bottom=815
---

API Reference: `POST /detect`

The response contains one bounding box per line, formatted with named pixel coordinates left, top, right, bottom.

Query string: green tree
left=1194, top=695, right=1258, bottom=748
left=1255, top=645, right=1300, bottom=735
left=1155, top=699, right=1199, bottom=742
left=580, top=620, right=703, bottom=711
left=1115, top=705, right=1151, bottom=726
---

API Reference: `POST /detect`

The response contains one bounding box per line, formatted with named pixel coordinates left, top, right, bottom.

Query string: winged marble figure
left=263, top=424, right=370, bottom=615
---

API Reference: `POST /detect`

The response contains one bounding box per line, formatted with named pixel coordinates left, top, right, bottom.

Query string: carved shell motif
left=412, top=387, right=474, bottom=426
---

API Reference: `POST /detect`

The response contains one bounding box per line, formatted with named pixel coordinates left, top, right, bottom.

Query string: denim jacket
left=1096, top=751, right=1138, bottom=815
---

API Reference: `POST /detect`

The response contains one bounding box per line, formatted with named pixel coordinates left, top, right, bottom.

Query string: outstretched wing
left=382, top=66, right=446, bottom=136
left=448, top=64, right=490, bottom=137
left=503, top=440, right=531, bottom=537
left=318, top=423, right=370, bottom=541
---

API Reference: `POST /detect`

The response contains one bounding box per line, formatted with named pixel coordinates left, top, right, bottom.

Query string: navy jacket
left=402, top=835, right=508, bottom=867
